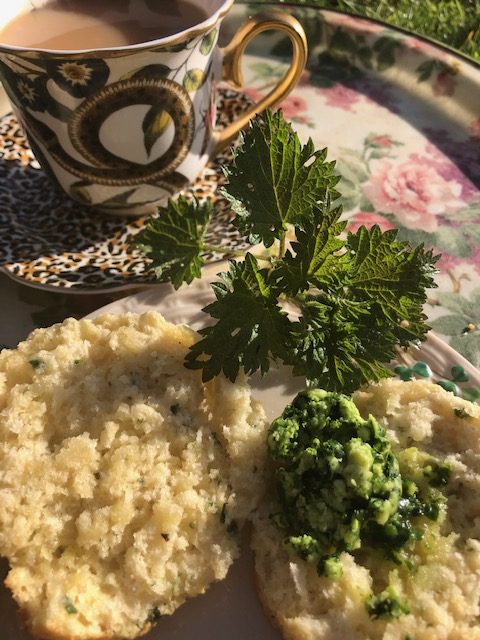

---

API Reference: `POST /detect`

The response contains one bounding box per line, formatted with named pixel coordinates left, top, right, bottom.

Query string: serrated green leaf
left=142, top=106, right=172, bottom=156
left=222, top=110, right=341, bottom=247
left=185, top=254, right=292, bottom=381
left=346, top=225, right=439, bottom=346
left=136, top=196, right=212, bottom=288
left=287, top=294, right=392, bottom=393
left=200, top=28, right=217, bottom=55
left=273, top=201, right=347, bottom=295
left=183, top=69, right=206, bottom=92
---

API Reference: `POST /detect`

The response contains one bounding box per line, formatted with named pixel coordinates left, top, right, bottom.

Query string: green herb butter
left=366, top=586, right=410, bottom=619
left=268, top=389, right=447, bottom=583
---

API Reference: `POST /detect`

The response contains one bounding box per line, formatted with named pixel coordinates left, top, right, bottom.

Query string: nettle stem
left=202, top=243, right=272, bottom=262
left=278, top=232, right=286, bottom=259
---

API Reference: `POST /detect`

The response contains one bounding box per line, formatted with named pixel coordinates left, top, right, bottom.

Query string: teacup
left=0, top=0, right=307, bottom=215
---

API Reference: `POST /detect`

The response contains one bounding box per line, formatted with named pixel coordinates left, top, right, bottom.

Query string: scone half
left=0, top=311, right=268, bottom=640
left=252, top=379, right=480, bottom=640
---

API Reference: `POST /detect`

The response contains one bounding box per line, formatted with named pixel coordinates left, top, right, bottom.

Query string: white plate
left=3, top=276, right=480, bottom=640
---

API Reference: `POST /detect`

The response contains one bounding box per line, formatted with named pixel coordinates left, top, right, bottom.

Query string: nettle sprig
left=137, top=110, right=438, bottom=393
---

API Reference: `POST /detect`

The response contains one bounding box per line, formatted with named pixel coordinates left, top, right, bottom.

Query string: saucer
left=0, top=87, right=251, bottom=293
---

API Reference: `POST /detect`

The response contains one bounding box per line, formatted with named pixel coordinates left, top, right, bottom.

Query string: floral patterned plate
left=0, top=2, right=479, bottom=367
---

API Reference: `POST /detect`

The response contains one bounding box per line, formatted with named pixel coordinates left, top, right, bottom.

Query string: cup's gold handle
left=212, top=10, right=308, bottom=156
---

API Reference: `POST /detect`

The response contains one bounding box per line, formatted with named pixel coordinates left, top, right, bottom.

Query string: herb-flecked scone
left=0, top=311, right=269, bottom=640
left=251, top=378, right=480, bottom=640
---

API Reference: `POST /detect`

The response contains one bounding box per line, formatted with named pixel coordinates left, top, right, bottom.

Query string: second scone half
left=252, top=379, right=480, bottom=640
left=0, top=311, right=269, bottom=640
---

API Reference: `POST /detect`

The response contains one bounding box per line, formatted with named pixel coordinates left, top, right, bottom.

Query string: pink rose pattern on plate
left=362, top=158, right=463, bottom=232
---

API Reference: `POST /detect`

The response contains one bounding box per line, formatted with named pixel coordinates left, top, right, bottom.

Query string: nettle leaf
left=136, top=111, right=440, bottom=391
left=288, top=294, right=392, bottom=393
left=186, top=254, right=292, bottom=381
left=142, top=106, right=172, bottom=156
left=183, top=69, right=206, bottom=92
left=222, top=110, right=341, bottom=247
left=273, top=200, right=347, bottom=295
left=200, top=29, right=217, bottom=55
left=345, top=225, right=439, bottom=346
left=136, top=196, right=212, bottom=289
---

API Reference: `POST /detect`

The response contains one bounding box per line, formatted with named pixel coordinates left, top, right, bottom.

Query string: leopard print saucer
left=0, top=89, right=251, bottom=292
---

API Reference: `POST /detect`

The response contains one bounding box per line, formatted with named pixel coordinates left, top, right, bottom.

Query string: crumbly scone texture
left=0, top=311, right=269, bottom=640
left=252, top=378, right=480, bottom=640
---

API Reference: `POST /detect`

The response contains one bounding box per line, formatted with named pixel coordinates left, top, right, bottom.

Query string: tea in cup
left=0, top=0, right=307, bottom=215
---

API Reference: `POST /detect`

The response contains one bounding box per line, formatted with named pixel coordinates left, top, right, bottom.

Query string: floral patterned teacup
left=0, top=0, right=307, bottom=215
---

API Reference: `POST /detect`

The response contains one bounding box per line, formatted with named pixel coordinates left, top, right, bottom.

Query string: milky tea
left=0, top=0, right=208, bottom=50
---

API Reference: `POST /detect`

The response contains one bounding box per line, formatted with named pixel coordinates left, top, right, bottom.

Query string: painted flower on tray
left=317, top=84, right=360, bottom=112
left=363, top=158, right=463, bottom=232
left=347, top=211, right=395, bottom=234
left=279, top=95, right=308, bottom=121
left=243, top=87, right=263, bottom=103
left=433, top=68, right=458, bottom=97
left=404, top=37, right=451, bottom=63
left=45, top=58, right=110, bottom=98
left=365, top=133, right=395, bottom=149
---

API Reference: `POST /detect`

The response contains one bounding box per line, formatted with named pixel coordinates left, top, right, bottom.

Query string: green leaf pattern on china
left=183, top=69, right=206, bottom=92
left=142, top=106, right=172, bottom=156
left=200, top=29, right=217, bottom=55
